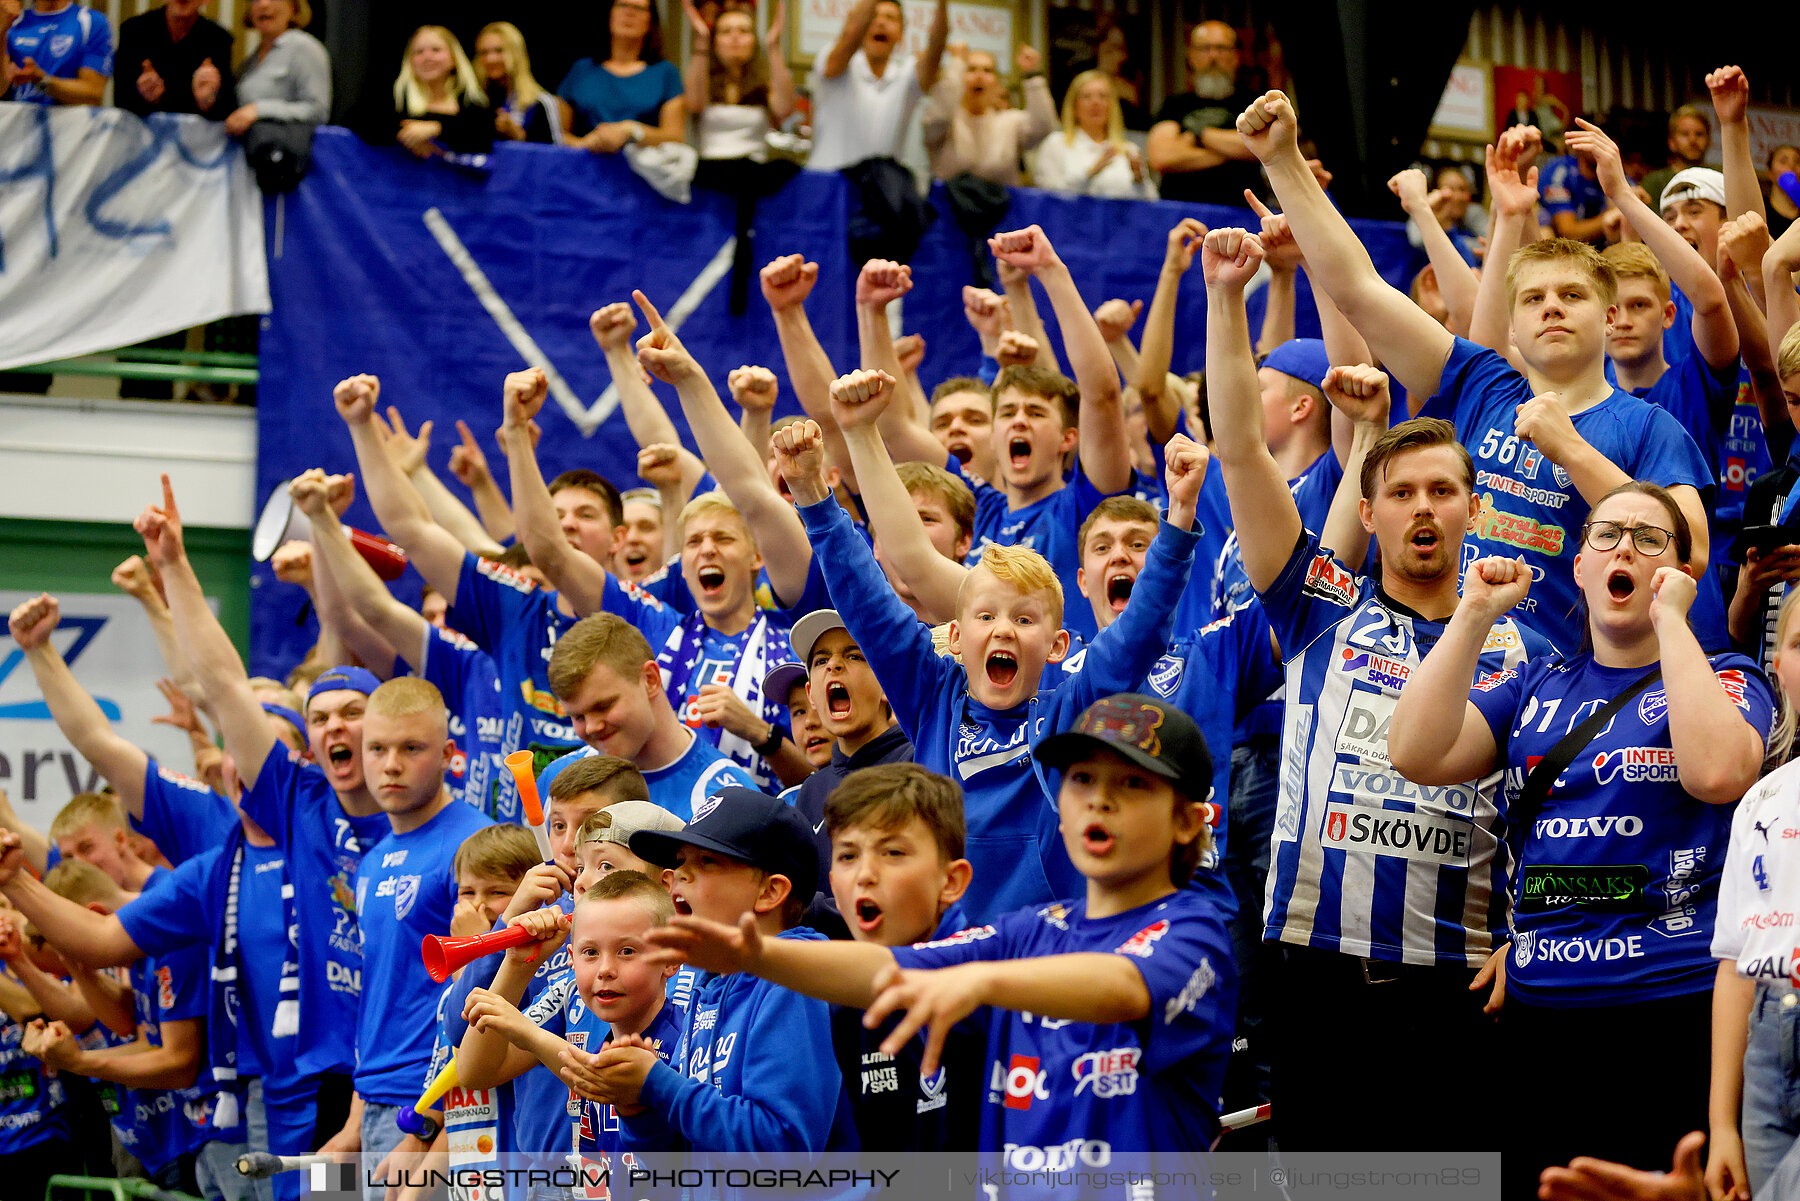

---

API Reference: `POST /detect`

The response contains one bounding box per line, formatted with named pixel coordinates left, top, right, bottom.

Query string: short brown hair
left=550, top=754, right=650, bottom=807
left=547, top=469, right=623, bottom=529
left=576, top=868, right=676, bottom=923
left=992, top=365, right=1080, bottom=428
left=1360, top=417, right=1474, bottom=501
left=1078, top=495, right=1159, bottom=557
left=1668, top=103, right=1709, bottom=136
left=825, top=763, right=965, bottom=864
left=896, top=460, right=976, bottom=541
left=549, top=614, right=655, bottom=700
left=246, top=0, right=312, bottom=29
left=49, top=793, right=127, bottom=843
left=957, top=542, right=1064, bottom=626
left=931, top=376, right=989, bottom=406
left=44, top=859, right=121, bottom=907
left=452, top=823, right=540, bottom=885
left=486, top=543, right=536, bottom=574
left=1505, top=237, right=1619, bottom=308
left=1601, top=242, right=1670, bottom=304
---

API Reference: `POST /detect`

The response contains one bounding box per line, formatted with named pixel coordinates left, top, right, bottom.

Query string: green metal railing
left=44, top=1176, right=201, bottom=1201
left=14, top=350, right=259, bottom=387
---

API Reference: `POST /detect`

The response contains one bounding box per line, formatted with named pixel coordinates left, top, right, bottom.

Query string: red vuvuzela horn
left=421, top=924, right=535, bottom=983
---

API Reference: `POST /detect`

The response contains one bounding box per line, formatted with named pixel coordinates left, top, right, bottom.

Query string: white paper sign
left=1747, top=105, right=1800, bottom=176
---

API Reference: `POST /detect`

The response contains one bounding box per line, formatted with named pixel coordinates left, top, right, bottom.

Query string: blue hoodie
left=623, top=928, right=856, bottom=1153
left=799, top=494, right=1197, bottom=924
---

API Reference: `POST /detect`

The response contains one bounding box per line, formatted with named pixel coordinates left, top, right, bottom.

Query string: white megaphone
left=253, top=482, right=410, bottom=581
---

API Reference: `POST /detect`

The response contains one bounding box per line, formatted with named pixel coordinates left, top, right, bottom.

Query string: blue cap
left=630, top=787, right=818, bottom=902
left=1259, top=338, right=1331, bottom=391
left=261, top=703, right=307, bottom=740
left=307, top=666, right=383, bottom=707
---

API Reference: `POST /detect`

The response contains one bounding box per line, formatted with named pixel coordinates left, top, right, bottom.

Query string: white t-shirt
left=807, top=48, right=922, bottom=172
left=1713, top=755, right=1800, bottom=981
left=697, top=103, right=770, bottom=161
left=1032, top=128, right=1158, bottom=200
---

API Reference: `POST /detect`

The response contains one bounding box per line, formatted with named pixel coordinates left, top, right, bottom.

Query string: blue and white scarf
left=654, top=612, right=788, bottom=790
left=207, top=829, right=300, bottom=1133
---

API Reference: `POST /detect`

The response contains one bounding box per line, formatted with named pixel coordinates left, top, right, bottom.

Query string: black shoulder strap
left=1521, top=667, right=1663, bottom=814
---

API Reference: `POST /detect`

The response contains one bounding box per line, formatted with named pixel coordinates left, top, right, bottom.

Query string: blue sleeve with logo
left=1256, top=529, right=1374, bottom=663
left=135, top=758, right=236, bottom=866
left=601, top=572, right=683, bottom=647
left=117, top=850, right=220, bottom=960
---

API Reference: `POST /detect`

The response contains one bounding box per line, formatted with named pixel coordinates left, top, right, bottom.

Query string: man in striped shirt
left=1202, top=225, right=1551, bottom=1152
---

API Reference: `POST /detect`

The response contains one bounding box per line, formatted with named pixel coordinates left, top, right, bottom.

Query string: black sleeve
left=114, top=16, right=152, bottom=118
left=440, top=105, right=496, bottom=154
left=201, top=22, right=238, bottom=120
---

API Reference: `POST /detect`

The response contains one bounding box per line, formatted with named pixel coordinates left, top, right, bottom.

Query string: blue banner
left=255, top=128, right=1420, bottom=674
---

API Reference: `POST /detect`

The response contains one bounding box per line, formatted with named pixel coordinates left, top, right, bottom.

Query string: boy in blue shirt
left=574, top=788, right=856, bottom=1154
left=777, top=388, right=1209, bottom=923
left=0, top=906, right=72, bottom=1201
left=3, top=0, right=110, bottom=105
left=348, top=678, right=493, bottom=1193
left=644, top=695, right=1234, bottom=1196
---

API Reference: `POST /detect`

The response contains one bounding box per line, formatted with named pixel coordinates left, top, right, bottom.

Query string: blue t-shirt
left=239, top=748, right=390, bottom=1080
left=352, top=800, right=494, bottom=1105
left=891, top=890, right=1234, bottom=1189
left=1470, top=651, right=1774, bottom=1006
left=0, top=1003, right=68, bottom=1154
left=121, top=945, right=209, bottom=1173
left=4, top=3, right=112, bottom=104
left=959, top=456, right=1126, bottom=645
left=1258, top=527, right=1552, bottom=966
left=133, top=758, right=236, bottom=865
left=1538, top=156, right=1607, bottom=240
left=1427, top=336, right=1717, bottom=652
left=420, top=624, right=515, bottom=822
left=1630, top=350, right=1748, bottom=539
left=558, top=57, right=682, bottom=127
left=801, top=495, right=1197, bottom=924
left=541, top=737, right=758, bottom=823
left=449, top=552, right=582, bottom=780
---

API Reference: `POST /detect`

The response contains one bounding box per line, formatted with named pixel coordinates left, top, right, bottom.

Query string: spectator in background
left=1033, top=68, right=1156, bottom=200
left=1643, top=104, right=1712, bottom=210
left=558, top=0, right=686, bottom=154
left=1146, top=20, right=1259, bottom=206
left=1540, top=135, right=1612, bottom=245
left=1404, top=164, right=1488, bottom=264
left=684, top=0, right=799, bottom=313
left=1092, top=19, right=1146, bottom=130
left=809, top=0, right=949, bottom=265
left=116, top=0, right=236, bottom=120
left=3, top=0, right=110, bottom=106
left=392, top=24, right=493, bottom=158
left=1767, top=144, right=1799, bottom=239
left=212, top=0, right=328, bottom=194
left=475, top=21, right=568, bottom=144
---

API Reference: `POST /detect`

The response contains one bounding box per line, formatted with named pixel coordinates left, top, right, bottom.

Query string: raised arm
left=1568, top=119, right=1738, bottom=370
left=0, top=789, right=48, bottom=876
left=997, top=257, right=1062, bottom=377
left=447, top=420, right=518, bottom=544
left=1237, top=92, right=1455, bottom=400
left=680, top=0, right=711, bottom=116
left=1762, top=220, right=1800, bottom=351
left=730, top=365, right=776, bottom=462
left=992, top=225, right=1131, bottom=494
left=376, top=408, right=506, bottom=557
left=0, top=915, right=95, bottom=1029
left=764, top=4, right=796, bottom=122
left=1203, top=229, right=1303, bottom=593
left=1718, top=217, right=1792, bottom=460
left=500, top=369, right=610, bottom=615
left=822, top=0, right=876, bottom=78
left=1652, top=570, right=1766, bottom=803
left=762, top=255, right=857, bottom=492
left=832, top=370, right=967, bottom=623
left=632, top=289, right=815, bottom=606
left=914, top=0, right=950, bottom=93
left=1387, top=558, right=1524, bottom=784
left=1469, top=129, right=1542, bottom=370
left=1137, top=219, right=1206, bottom=444
left=856, top=261, right=957, bottom=466
left=289, top=472, right=430, bottom=674
left=1707, top=66, right=1764, bottom=222
left=1390, top=170, right=1480, bottom=337
left=0, top=838, right=143, bottom=968
left=1317, top=366, right=1390, bottom=568
left=296, top=537, right=400, bottom=678
left=136, top=477, right=277, bottom=792
left=334, top=375, right=468, bottom=598
left=8, top=596, right=151, bottom=819
left=111, top=556, right=202, bottom=712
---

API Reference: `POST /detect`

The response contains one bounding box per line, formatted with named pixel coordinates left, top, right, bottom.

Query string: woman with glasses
left=558, top=0, right=686, bottom=154
left=1389, top=480, right=1774, bottom=1187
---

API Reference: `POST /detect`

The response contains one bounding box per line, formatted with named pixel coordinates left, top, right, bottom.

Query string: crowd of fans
left=10, top=5, right=1800, bottom=1201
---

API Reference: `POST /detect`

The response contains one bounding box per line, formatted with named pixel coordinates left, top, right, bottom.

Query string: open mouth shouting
left=854, top=897, right=883, bottom=934
left=985, top=649, right=1018, bottom=689
left=325, top=742, right=355, bottom=773
left=824, top=681, right=854, bottom=723
left=671, top=892, right=692, bottom=916
left=1082, top=823, right=1115, bottom=856
left=946, top=438, right=974, bottom=465
left=1407, top=523, right=1441, bottom=555
left=1105, top=572, right=1135, bottom=613
left=621, top=546, right=650, bottom=571
left=1007, top=437, right=1033, bottom=473
left=1605, top=566, right=1637, bottom=603
left=589, top=987, right=625, bottom=1009
left=696, top=566, right=727, bottom=598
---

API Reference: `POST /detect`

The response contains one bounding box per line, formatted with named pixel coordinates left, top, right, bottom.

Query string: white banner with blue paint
left=0, top=103, right=270, bottom=371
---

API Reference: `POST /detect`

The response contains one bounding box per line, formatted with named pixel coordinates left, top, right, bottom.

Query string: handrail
left=14, top=358, right=258, bottom=386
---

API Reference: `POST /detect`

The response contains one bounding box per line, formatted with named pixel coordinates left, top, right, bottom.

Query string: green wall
left=0, top=519, right=252, bottom=656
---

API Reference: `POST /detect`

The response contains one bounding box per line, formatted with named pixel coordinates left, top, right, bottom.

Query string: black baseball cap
left=630, top=787, right=819, bottom=901
left=1034, top=693, right=1215, bottom=805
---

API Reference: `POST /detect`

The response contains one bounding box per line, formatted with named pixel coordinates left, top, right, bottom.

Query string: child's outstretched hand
left=642, top=912, right=764, bottom=976
left=864, top=960, right=992, bottom=1077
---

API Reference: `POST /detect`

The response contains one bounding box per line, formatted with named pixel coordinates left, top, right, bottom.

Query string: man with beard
left=1202, top=224, right=1552, bottom=1152
left=1146, top=21, right=1260, bottom=206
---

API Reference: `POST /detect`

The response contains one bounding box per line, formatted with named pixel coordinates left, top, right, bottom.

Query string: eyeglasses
left=1581, top=520, right=1673, bottom=555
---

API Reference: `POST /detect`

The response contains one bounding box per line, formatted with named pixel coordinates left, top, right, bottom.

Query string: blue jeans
left=195, top=1137, right=257, bottom=1201
left=1220, top=736, right=1278, bottom=1125
left=359, top=1100, right=407, bottom=1201
left=1744, top=988, right=1800, bottom=1195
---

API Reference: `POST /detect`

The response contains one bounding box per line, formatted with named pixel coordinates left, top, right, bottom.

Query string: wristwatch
left=628, top=121, right=647, bottom=144
left=751, top=722, right=786, bottom=757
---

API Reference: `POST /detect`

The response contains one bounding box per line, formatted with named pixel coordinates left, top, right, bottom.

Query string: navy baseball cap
left=1259, top=338, right=1331, bottom=391
left=762, top=661, right=809, bottom=703
left=630, top=787, right=819, bottom=901
left=307, top=666, right=382, bottom=707
left=1035, top=693, right=1215, bottom=805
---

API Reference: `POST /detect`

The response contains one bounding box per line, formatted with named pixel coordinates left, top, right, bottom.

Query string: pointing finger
left=1243, top=190, right=1275, bottom=219
left=631, top=289, right=668, bottom=331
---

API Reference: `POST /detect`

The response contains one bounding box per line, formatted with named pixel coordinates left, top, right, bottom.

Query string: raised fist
left=8, top=593, right=59, bottom=651
left=829, top=368, right=896, bottom=431
left=503, top=368, right=549, bottom=428
left=856, top=259, right=913, bottom=309
left=589, top=303, right=638, bottom=353
left=727, top=366, right=779, bottom=414
left=333, top=374, right=380, bottom=424
left=989, top=225, right=1059, bottom=273
left=1092, top=298, right=1142, bottom=343
left=760, top=254, right=819, bottom=312
left=1199, top=227, right=1265, bottom=291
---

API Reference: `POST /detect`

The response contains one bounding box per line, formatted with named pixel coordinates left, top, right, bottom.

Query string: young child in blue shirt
left=462, top=870, right=686, bottom=1197
left=645, top=695, right=1235, bottom=1197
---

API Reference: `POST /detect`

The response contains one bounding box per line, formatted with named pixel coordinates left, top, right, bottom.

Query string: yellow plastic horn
left=416, top=1059, right=459, bottom=1114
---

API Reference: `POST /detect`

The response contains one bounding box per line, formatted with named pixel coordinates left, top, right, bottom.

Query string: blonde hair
left=1601, top=242, right=1670, bottom=304
left=549, top=614, right=655, bottom=700
left=394, top=25, right=488, bottom=118
left=1777, top=323, right=1800, bottom=382
left=49, top=793, right=128, bottom=843
left=956, top=543, right=1063, bottom=627
left=895, top=460, right=976, bottom=542
left=249, top=678, right=304, bottom=711
left=476, top=22, right=546, bottom=108
left=368, top=677, right=447, bottom=722
left=44, top=860, right=123, bottom=907
left=245, top=0, right=312, bottom=30
left=676, top=491, right=758, bottom=555
left=1059, top=69, right=1128, bottom=150
left=575, top=868, right=676, bottom=923
left=1769, top=590, right=1800, bottom=768
left=452, top=824, right=540, bottom=885
left=1504, top=237, right=1619, bottom=308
